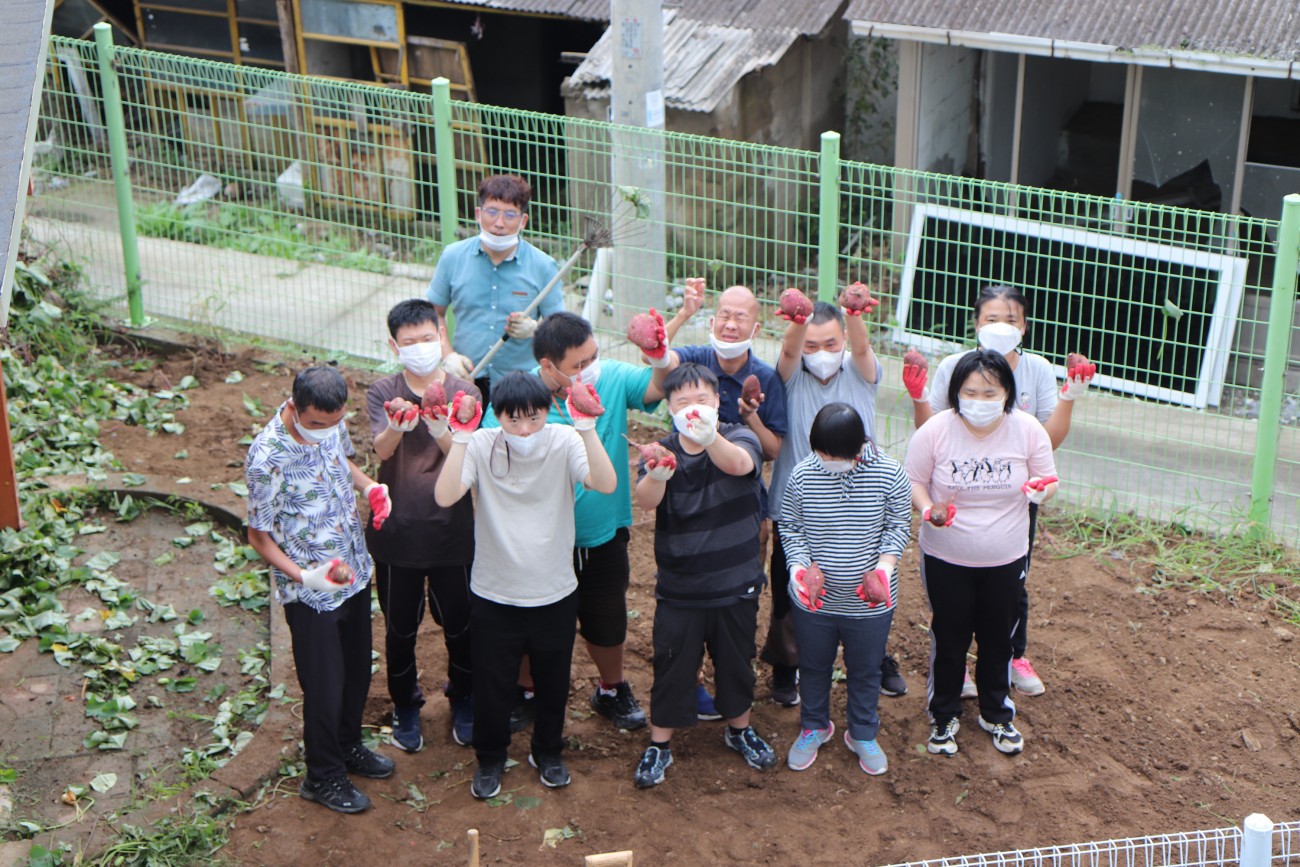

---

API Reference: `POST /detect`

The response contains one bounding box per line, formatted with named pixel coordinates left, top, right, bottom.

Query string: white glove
left=683, top=406, right=718, bottom=447
left=300, top=559, right=351, bottom=594
left=386, top=406, right=420, bottom=433
left=1060, top=374, right=1091, bottom=402
left=646, top=463, right=675, bottom=482
left=422, top=413, right=449, bottom=439
left=1022, top=476, right=1057, bottom=505
left=442, top=352, right=474, bottom=380
left=505, top=312, right=538, bottom=339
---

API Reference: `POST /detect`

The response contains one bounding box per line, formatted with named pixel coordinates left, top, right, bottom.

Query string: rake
left=468, top=194, right=649, bottom=380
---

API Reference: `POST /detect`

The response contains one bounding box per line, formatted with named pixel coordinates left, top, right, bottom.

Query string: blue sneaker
left=723, top=725, right=777, bottom=770
left=633, top=745, right=673, bottom=788
left=843, top=730, right=888, bottom=775
left=450, top=695, right=473, bottom=747
left=390, top=704, right=423, bottom=753
left=696, top=684, right=722, bottom=721
left=787, top=722, right=834, bottom=771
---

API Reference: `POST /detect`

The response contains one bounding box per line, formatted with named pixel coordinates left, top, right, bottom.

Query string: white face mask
left=708, top=321, right=757, bottom=360
left=294, top=412, right=338, bottom=445
left=817, top=456, right=855, bottom=474
left=803, top=349, right=843, bottom=380
left=977, top=322, right=1022, bottom=355
left=670, top=404, right=718, bottom=443
left=397, top=340, right=442, bottom=377
left=958, top=398, right=1006, bottom=428
left=575, top=357, right=601, bottom=388
left=503, top=431, right=544, bottom=457
left=478, top=230, right=519, bottom=253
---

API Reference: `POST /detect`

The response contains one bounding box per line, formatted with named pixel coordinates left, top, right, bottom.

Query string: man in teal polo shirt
left=483, top=311, right=669, bottom=729
left=428, top=174, right=564, bottom=401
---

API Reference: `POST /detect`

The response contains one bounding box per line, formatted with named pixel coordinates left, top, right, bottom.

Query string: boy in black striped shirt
left=631, top=364, right=776, bottom=788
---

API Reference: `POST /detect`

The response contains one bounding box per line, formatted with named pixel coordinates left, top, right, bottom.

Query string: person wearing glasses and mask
left=902, top=284, right=1095, bottom=698
left=365, top=299, right=481, bottom=755
left=661, top=279, right=788, bottom=717
left=768, top=290, right=910, bottom=706
left=427, top=174, right=563, bottom=402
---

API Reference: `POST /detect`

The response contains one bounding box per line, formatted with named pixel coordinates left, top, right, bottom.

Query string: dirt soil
left=95, top=344, right=1300, bottom=866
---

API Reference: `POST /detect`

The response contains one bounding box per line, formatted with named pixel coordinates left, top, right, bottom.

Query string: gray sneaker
left=843, top=730, right=888, bottom=775
left=787, top=723, right=834, bottom=771
left=723, top=725, right=778, bottom=770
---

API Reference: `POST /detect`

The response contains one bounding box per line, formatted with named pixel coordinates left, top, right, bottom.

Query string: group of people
left=243, top=174, right=1096, bottom=814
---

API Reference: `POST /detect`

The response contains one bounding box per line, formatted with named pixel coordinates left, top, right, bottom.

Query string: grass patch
left=1041, top=508, right=1300, bottom=625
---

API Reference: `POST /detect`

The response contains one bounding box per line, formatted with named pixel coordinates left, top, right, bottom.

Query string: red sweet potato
left=861, top=569, right=890, bottom=606
left=625, top=437, right=677, bottom=469
left=741, top=374, right=762, bottom=405
left=422, top=381, right=448, bottom=417
left=778, top=288, right=814, bottom=321
left=626, top=311, right=663, bottom=352
left=327, top=560, right=352, bottom=586
left=454, top=393, right=478, bottom=424
left=568, top=383, right=606, bottom=417
left=840, top=282, right=876, bottom=314
left=903, top=347, right=928, bottom=372
left=928, top=502, right=953, bottom=527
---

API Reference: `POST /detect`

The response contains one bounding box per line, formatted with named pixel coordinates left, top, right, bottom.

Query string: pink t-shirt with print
left=904, top=408, right=1055, bottom=568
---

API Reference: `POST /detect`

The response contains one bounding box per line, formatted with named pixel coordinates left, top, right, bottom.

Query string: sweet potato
left=861, top=569, right=890, bottom=606
left=454, top=393, right=478, bottom=424
left=903, top=347, right=928, bottom=372
left=840, top=282, right=876, bottom=314
left=625, top=436, right=677, bottom=470
left=928, top=502, right=954, bottom=527
left=327, top=560, right=352, bottom=586
left=384, top=398, right=419, bottom=424
left=568, top=382, right=606, bottom=417
left=778, top=288, right=814, bottom=321
left=626, top=310, right=663, bottom=352
left=740, top=374, right=762, bottom=405
left=421, top=381, right=448, bottom=418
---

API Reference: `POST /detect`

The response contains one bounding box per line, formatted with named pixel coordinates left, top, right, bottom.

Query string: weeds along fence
left=26, top=33, right=1300, bottom=544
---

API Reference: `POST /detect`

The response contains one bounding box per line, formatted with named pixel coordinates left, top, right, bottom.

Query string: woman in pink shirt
left=903, top=349, right=1057, bottom=757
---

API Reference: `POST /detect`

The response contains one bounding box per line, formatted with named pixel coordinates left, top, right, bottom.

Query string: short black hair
left=490, top=371, right=552, bottom=418
left=808, top=402, right=866, bottom=460
left=292, top=366, right=348, bottom=413
left=532, top=311, right=593, bottom=363
left=810, top=300, right=843, bottom=328
left=387, top=298, right=439, bottom=338
left=948, top=349, right=1017, bottom=414
left=477, top=174, right=531, bottom=211
left=973, top=285, right=1030, bottom=321
left=663, top=362, right=718, bottom=400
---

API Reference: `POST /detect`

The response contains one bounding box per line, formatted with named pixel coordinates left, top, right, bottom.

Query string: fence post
left=1240, top=813, right=1273, bottom=867
left=431, top=78, right=458, bottom=250
left=817, top=131, right=841, bottom=302
left=92, top=23, right=144, bottom=327
left=1248, top=194, right=1300, bottom=535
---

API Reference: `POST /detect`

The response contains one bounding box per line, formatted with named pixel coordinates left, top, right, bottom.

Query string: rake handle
left=469, top=241, right=589, bottom=380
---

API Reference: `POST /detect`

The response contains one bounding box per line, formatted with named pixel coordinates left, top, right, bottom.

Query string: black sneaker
left=879, top=654, right=908, bottom=698
left=299, top=775, right=370, bottom=813
left=589, top=682, right=647, bottom=730
left=343, top=743, right=395, bottom=779
left=509, top=688, right=536, bottom=733
left=471, top=761, right=504, bottom=800
left=770, top=665, right=800, bottom=707
left=390, top=704, right=423, bottom=753
left=450, top=696, right=473, bottom=747
left=723, top=725, right=778, bottom=770
left=633, top=745, right=673, bottom=788
left=528, top=752, right=572, bottom=788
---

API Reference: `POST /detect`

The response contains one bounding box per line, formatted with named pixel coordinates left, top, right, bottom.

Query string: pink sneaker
left=961, top=667, right=977, bottom=699
left=1010, top=657, right=1045, bottom=696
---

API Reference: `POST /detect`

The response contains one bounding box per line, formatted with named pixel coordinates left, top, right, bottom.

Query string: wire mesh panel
left=26, top=37, right=1300, bottom=542
left=882, top=820, right=1300, bottom=867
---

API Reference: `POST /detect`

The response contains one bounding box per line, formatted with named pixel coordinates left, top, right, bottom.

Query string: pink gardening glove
left=856, top=567, right=892, bottom=608
left=791, top=563, right=827, bottom=611
left=364, top=483, right=391, bottom=530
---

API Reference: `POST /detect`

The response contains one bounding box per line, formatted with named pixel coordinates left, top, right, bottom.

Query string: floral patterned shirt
left=245, top=402, right=373, bottom=612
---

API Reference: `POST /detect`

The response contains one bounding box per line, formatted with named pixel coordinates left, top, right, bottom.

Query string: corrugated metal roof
left=563, top=7, right=801, bottom=112
left=843, top=0, right=1300, bottom=62
left=430, top=0, right=844, bottom=35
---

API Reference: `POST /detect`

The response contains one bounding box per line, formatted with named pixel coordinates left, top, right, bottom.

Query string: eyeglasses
left=481, top=207, right=522, bottom=221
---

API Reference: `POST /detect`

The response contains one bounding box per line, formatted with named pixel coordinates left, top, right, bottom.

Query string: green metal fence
left=25, top=33, right=1300, bottom=543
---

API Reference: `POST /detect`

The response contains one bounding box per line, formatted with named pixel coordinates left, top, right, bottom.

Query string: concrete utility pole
left=609, top=0, right=667, bottom=331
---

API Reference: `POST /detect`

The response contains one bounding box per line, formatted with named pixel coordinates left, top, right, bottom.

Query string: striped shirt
left=777, top=450, right=912, bottom=617
left=641, top=424, right=765, bottom=608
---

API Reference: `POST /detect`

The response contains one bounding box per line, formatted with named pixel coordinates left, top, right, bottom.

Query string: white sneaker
left=978, top=716, right=1024, bottom=754
left=961, top=667, right=978, bottom=699
left=1010, top=657, right=1045, bottom=696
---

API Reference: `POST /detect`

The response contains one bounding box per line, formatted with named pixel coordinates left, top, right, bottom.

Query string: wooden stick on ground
left=584, top=852, right=634, bottom=867
left=467, top=828, right=480, bottom=867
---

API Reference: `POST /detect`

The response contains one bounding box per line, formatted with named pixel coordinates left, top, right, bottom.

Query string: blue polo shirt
left=427, top=236, right=563, bottom=383
left=483, top=360, right=658, bottom=548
